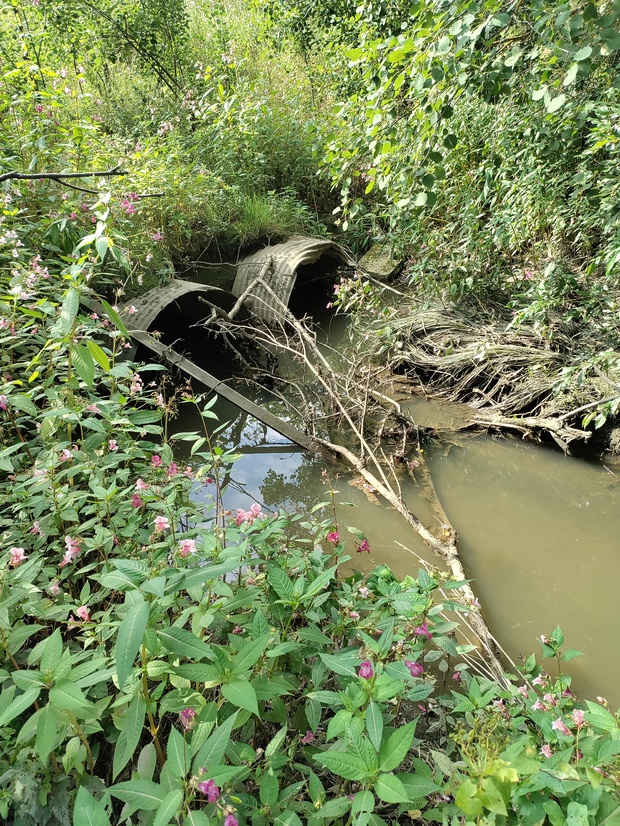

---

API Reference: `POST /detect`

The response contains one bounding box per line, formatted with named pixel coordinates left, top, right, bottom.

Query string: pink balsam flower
left=359, top=660, right=374, bottom=679
left=154, top=515, right=170, bottom=532
left=9, top=547, right=27, bottom=567
left=551, top=717, right=572, bottom=737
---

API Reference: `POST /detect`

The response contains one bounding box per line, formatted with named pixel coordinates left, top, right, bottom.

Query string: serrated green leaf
left=100, top=298, right=128, bottom=336
left=49, top=679, right=88, bottom=710
left=73, top=786, right=111, bottom=826
left=231, top=633, right=270, bottom=674
left=71, top=343, right=96, bottom=387
left=365, top=703, right=383, bottom=752
left=60, top=288, right=79, bottom=335
left=319, top=652, right=361, bottom=678
left=115, top=599, right=150, bottom=689
left=374, top=773, right=411, bottom=803
left=107, top=779, right=165, bottom=810
left=221, top=679, right=259, bottom=715
left=36, top=705, right=61, bottom=766
left=0, top=686, right=41, bottom=725
left=86, top=340, right=110, bottom=372
left=192, top=711, right=238, bottom=773
left=158, top=626, right=213, bottom=661
left=152, top=789, right=184, bottom=826
left=313, top=750, right=368, bottom=781
left=167, top=725, right=190, bottom=779
left=378, top=720, right=417, bottom=772
left=113, top=694, right=146, bottom=779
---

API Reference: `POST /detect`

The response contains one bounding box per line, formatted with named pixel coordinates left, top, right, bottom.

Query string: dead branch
left=0, top=166, right=126, bottom=184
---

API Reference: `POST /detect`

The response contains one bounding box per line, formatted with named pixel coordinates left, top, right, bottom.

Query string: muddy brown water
left=172, top=389, right=620, bottom=709
left=168, top=265, right=620, bottom=707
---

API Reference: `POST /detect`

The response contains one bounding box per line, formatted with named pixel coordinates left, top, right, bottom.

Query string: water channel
left=165, top=264, right=620, bottom=709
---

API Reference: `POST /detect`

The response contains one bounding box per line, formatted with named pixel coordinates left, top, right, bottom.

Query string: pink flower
left=531, top=700, right=546, bottom=712
left=414, top=622, right=432, bottom=641
left=60, top=536, right=81, bottom=567
left=31, top=521, right=43, bottom=535
left=108, top=439, right=118, bottom=451
left=167, top=462, right=178, bottom=477
left=532, top=675, right=545, bottom=686
left=135, top=478, right=149, bottom=490
left=154, top=515, right=170, bottom=532
left=151, top=231, right=163, bottom=241
left=543, top=692, right=557, bottom=707
left=405, top=660, right=424, bottom=678
left=250, top=502, right=261, bottom=515
left=76, top=605, right=90, bottom=622
left=452, top=671, right=461, bottom=682
left=179, top=708, right=196, bottom=731
left=327, top=531, right=339, bottom=544
left=357, top=539, right=370, bottom=553
left=540, top=744, right=553, bottom=759
left=9, top=547, right=27, bottom=567
left=349, top=611, right=360, bottom=619
left=518, top=685, right=529, bottom=698
left=49, top=581, right=61, bottom=596
left=571, top=709, right=586, bottom=729
left=178, top=539, right=197, bottom=557
left=551, top=717, right=572, bottom=737
left=86, top=403, right=101, bottom=413
left=232, top=626, right=243, bottom=635
left=151, top=455, right=162, bottom=468
left=127, top=305, right=137, bottom=315
left=0, top=395, right=8, bottom=410
left=358, top=586, right=370, bottom=598
left=224, top=815, right=238, bottom=826
left=60, top=449, right=73, bottom=461
left=301, top=730, right=315, bottom=744
left=183, top=466, right=194, bottom=479
left=131, top=494, right=143, bottom=509
left=198, top=778, right=220, bottom=802
left=359, top=660, right=374, bottom=679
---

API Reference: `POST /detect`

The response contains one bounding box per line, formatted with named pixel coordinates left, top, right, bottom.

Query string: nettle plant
left=0, top=220, right=619, bottom=826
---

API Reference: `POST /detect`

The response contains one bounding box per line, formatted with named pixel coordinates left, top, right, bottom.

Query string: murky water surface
left=170, top=266, right=620, bottom=706
left=174, top=390, right=620, bottom=708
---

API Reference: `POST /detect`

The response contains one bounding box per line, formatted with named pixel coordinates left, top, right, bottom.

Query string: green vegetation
left=2, top=0, right=620, bottom=823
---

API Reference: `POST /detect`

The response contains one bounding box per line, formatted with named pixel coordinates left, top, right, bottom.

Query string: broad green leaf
left=374, top=773, right=411, bottom=804
left=397, top=771, right=440, bottom=798
left=113, top=694, right=146, bottom=779
left=36, top=705, right=61, bottom=766
left=49, top=679, right=89, bottom=710
left=268, top=566, right=295, bottom=600
left=71, top=343, right=96, bottom=387
left=585, top=700, right=618, bottom=732
left=365, top=703, right=383, bottom=751
left=86, top=340, right=111, bottom=372
left=183, top=812, right=211, bottom=826
left=182, top=559, right=245, bottom=589
left=317, top=798, right=352, bottom=819
left=107, top=779, right=165, bottom=810
left=192, top=711, right=238, bottom=773
left=10, top=394, right=38, bottom=417
left=95, top=236, right=109, bottom=261
left=319, top=651, right=361, bottom=678
left=0, top=686, right=41, bottom=725
left=302, top=564, right=339, bottom=601
left=115, top=599, right=150, bottom=689
left=231, top=633, right=270, bottom=674
left=73, top=786, right=111, bottom=826
left=378, top=720, right=417, bottom=772
left=152, top=789, right=184, bottom=826
left=100, top=298, right=128, bottom=336
left=158, top=626, right=213, bottom=661
left=313, top=750, right=368, bottom=781
left=60, top=288, right=80, bottom=334
left=166, top=725, right=190, bottom=779
left=41, top=628, right=62, bottom=675
left=351, top=791, right=375, bottom=815
left=260, top=772, right=279, bottom=807
left=221, top=679, right=259, bottom=715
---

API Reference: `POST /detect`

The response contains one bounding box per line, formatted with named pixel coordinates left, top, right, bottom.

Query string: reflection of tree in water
left=260, top=457, right=326, bottom=512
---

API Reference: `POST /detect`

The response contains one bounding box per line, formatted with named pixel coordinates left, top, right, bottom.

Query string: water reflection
left=172, top=392, right=620, bottom=708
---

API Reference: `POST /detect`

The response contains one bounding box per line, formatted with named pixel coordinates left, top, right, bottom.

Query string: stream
left=166, top=264, right=620, bottom=708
